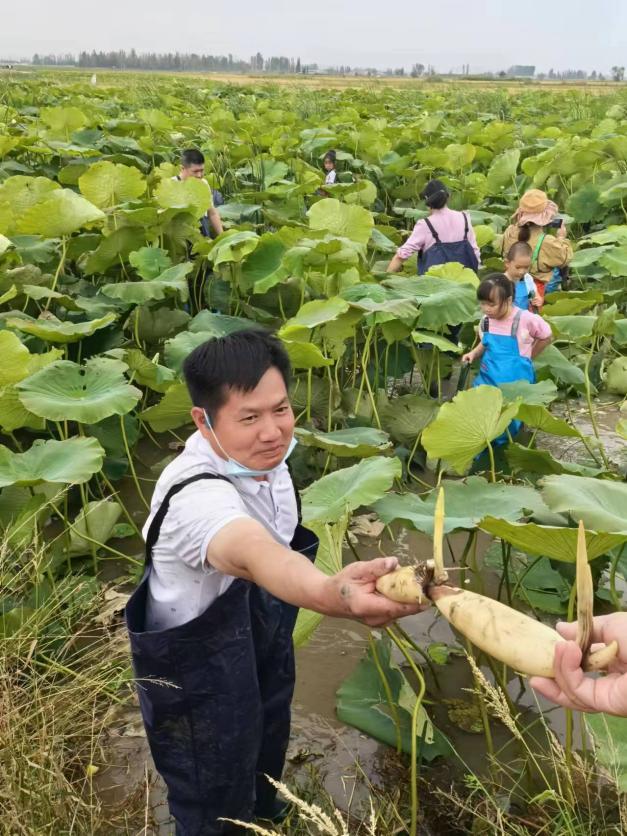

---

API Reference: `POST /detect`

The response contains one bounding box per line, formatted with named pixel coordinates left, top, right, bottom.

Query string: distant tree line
left=31, top=50, right=317, bottom=74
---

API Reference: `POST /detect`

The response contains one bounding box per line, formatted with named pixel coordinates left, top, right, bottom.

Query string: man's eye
left=241, top=415, right=256, bottom=424
left=275, top=406, right=289, bottom=414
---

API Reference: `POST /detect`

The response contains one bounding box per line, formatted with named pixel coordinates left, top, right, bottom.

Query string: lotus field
left=1, top=70, right=627, bottom=834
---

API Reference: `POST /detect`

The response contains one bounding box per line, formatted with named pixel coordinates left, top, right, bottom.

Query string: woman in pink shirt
left=386, top=179, right=481, bottom=275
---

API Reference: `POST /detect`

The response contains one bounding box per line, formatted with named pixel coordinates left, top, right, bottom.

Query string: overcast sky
left=2, top=0, right=625, bottom=74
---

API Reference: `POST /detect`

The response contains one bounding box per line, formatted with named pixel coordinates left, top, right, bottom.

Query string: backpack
left=418, top=212, right=479, bottom=275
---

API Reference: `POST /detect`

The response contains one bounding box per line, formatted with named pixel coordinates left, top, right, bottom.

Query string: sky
left=2, top=0, right=626, bottom=74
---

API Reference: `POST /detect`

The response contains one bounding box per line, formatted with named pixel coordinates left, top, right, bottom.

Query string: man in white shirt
left=176, top=148, right=224, bottom=238
left=126, top=329, right=423, bottom=835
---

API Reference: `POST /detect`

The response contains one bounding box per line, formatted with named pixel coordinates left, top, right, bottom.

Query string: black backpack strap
left=286, top=459, right=303, bottom=523
left=144, top=473, right=231, bottom=566
left=462, top=211, right=469, bottom=240
left=481, top=315, right=490, bottom=333
left=423, top=216, right=441, bottom=244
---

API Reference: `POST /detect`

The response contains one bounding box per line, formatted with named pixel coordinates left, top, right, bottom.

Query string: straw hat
left=513, top=189, right=559, bottom=227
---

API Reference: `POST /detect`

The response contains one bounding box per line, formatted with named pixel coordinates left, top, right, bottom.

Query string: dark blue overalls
left=418, top=213, right=479, bottom=344
left=473, top=310, right=535, bottom=442
left=125, top=473, right=318, bottom=835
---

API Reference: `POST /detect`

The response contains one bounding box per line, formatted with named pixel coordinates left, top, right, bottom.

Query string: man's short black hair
left=183, top=328, right=292, bottom=419
left=181, top=148, right=205, bottom=168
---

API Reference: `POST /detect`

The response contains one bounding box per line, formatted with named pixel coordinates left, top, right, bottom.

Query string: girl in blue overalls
left=503, top=241, right=538, bottom=311
left=462, top=273, right=552, bottom=439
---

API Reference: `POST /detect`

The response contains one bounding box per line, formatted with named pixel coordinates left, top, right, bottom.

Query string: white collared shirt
left=143, top=430, right=299, bottom=631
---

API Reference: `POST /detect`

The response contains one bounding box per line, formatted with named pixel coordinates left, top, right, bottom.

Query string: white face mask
left=203, top=410, right=297, bottom=478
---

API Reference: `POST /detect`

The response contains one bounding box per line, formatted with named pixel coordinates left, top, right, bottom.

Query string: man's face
left=180, top=163, right=205, bottom=180
left=193, top=367, right=295, bottom=472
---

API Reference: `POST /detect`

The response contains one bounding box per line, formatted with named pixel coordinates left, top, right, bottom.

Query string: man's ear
left=191, top=406, right=208, bottom=435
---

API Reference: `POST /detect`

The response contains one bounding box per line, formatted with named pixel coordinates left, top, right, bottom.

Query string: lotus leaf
left=0, top=437, right=105, bottom=487
left=79, top=160, right=146, bottom=208
left=422, top=386, right=520, bottom=473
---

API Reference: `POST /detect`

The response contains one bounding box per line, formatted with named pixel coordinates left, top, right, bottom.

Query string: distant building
left=507, top=65, right=536, bottom=77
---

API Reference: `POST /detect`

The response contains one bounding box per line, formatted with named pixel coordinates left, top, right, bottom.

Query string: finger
left=353, top=556, right=399, bottom=581
left=555, top=620, right=577, bottom=640
left=529, top=675, right=565, bottom=703
left=552, top=641, right=597, bottom=711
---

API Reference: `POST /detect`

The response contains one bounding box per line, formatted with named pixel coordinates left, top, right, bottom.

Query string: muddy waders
left=126, top=474, right=318, bottom=835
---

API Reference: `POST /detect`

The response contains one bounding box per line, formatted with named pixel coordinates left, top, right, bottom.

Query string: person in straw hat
left=500, top=189, right=572, bottom=308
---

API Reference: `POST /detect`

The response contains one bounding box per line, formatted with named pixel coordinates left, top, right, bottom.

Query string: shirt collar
left=185, top=430, right=281, bottom=496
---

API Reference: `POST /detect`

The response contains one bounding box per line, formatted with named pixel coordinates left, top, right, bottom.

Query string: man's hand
left=530, top=614, right=627, bottom=716
left=324, top=557, right=429, bottom=627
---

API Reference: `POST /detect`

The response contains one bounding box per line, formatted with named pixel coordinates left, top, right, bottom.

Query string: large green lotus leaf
left=209, top=230, right=260, bottom=266
left=600, top=246, right=627, bottom=278
left=0, top=331, right=61, bottom=387
left=570, top=245, right=612, bottom=269
left=124, top=349, right=176, bottom=393
left=480, top=517, right=627, bottom=562
left=505, top=443, right=604, bottom=478
left=189, top=310, right=256, bottom=335
left=165, top=313, right=256, bottom=373
left=101, top=272, right=190, bottom=305
left=68, top=499, right=123, bottom=556
left=606, top=357, right=627, bottom=394
left=0, top=136, right=20, bottom=158
left=21, top=284, right=84, bottom=311
left=540, top=475, right=627, bottom=533
left=40, top=106, right=88, bottom=136
left=444, top=142, right=476, bottom=171
left=499, top=379, right=558, bottom=406
left=587, top=714, right=627, bottom=793
left=534, top=345, right=585, bottom=387
left=0, top=386, right=46, bottom=432
left=138, top=108, right=173, bottom=131
left=132, top=305, right=190, bottom=344
left=280, top=297, right=350, bottom=340
left=155, top=176, right=212, bottom=217
left=339, top=283, right=419, bottom=325
left=78, top=160, right=146, bottom=209
left=516, top=403, right=580, bottom=437
left=546, top=315, right=595, bottom=341
left=412, top=330, right=462, bottom=353
left=374, top=477, right=542, bottom=536
left=17, top=358, right=141, bottom=423
left=16, top=189, right=104, bottom=237
left=336, top=637, right=448, bottom=761
left=566, top=184, right=603, bottom=223
left=282, top=340, right=332, bottom=369
left=0, top=176, right=60, bottom=229
left=384, top=276, right=477, bottom=329
left=0, top=437, right=105, bottom=487
left=380, top=393, right=439, bottom=446
left=84, top=228, right=154, bottom=275
left=140, top=382, right=193, bottom=432
left=423, top=262, right=479, bottom=288
left=422, top=386, right=520, bottom=474
left=486, top=149, right=520, bottom=192
left=542, top=298, right=597, bottom=317
left=7, top=313, right=117, bottom=344
left=295, top=427, right=392, bottom=459
left=129, top=246, right=172, bottom=279
left=240, top=232, right=288, bottom=293
left=301, top=456, right=401, bottom=525
left=307, top=198, right=374, bottom=245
